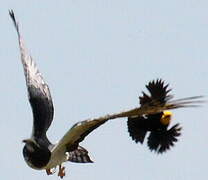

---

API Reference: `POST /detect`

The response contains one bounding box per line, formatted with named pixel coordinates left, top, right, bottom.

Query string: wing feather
left=147, top=124, right=182, bottom=153
left=51, top=92, right=201, bottom=156
left=68, top=146, right=93, bottom=163
left=139, top=79, right=172, bottom=106
left=127, top=116, right=148, bottom=144
left=9, top=10, right=54, bottom=139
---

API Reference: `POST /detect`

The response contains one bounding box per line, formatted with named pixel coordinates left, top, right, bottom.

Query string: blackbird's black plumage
left=128, top=113, right=164, bottom=144
left=128, top=79, right=182, bottom=153
left=147, top=123, right=181, bottom=153
left=139, top=79, right=172, bottom=106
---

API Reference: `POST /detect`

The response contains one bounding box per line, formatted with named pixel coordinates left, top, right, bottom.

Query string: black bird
left=9, top=10, right=203, bottom=178
left=128, top=79, right=192, bottom=153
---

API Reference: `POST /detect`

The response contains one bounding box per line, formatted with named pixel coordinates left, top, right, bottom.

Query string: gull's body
left=9, top=10, right=203, bottom=178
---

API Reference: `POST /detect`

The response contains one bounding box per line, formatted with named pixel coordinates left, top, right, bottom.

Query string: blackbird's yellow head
left=160, top=111, right=172, bottom=125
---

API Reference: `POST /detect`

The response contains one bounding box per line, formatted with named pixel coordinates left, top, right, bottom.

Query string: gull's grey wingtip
left=9, top=9, right=20, bottom=35
left=9, top=9, right=15, bottom=21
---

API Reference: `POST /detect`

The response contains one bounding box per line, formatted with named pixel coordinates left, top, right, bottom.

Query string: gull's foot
left=58, top=165, right=65, bottom=179
left=46, top=168, right=56, bottom=175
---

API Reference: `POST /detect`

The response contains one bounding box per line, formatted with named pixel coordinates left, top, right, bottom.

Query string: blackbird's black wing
left=147, top=123, right=182, bottom=153
left=127, top=113, right=163, bottom=144
left=127, top=116, right=148, bottom=144
left=9, top=10, right=54, bottom=140
left=139, top=79, right=172, bottom=106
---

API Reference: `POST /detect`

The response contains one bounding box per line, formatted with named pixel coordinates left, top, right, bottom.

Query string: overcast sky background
left=1, top=0, right=208, bottom=180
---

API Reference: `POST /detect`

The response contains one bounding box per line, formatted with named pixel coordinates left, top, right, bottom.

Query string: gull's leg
left=46, top=168, right=56, bottom=175
left=58, top=165, right=66, bottom=179
left=46, top=169, right=53, bottom=175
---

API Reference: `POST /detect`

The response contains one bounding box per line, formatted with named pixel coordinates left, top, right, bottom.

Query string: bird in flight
left=128, top=79, right=182, bottom=153
left=9, top=10, right=203, bottom=178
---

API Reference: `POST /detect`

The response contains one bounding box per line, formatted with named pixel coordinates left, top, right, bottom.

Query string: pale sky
left=1, top=0, right=208, bottom=180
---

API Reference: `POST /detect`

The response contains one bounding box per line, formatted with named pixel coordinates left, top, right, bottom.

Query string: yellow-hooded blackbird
left=128, top=79, right=182, bottom=153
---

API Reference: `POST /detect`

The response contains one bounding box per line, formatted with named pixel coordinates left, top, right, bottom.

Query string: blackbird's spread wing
left=147, top=123, right=182, bottom=153
left=9, top=10, right=54, bottom=139
left=139, top=79, right=172, bottom=106
left=127, top=116, right=148, bottom=144
left=127, top=113, right=164, bottom=144
left=139, top=79, right=203, bottom=110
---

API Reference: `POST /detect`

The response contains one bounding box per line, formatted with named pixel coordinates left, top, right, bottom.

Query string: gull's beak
left=22, top=139, right=31, bottom=143
left=22, top=139, right=27, bottom=143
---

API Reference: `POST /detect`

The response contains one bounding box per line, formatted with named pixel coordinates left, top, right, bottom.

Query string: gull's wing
left=9, top=10, right=54, bottom=139
left=50, top=94, right=202, bottom=158
left=50, top=106, right=153, bottom=159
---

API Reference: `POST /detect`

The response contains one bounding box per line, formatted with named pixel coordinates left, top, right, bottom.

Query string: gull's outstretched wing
left=50, top=92, right=202, bottom=159
left=9, top=10, right=54, bottom=139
